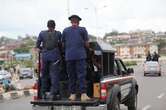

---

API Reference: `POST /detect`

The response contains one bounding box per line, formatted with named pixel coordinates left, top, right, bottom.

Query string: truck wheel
left=144, top=73, right=146, bottom=76
left=107, top=96, right=120, bottom=110
left=48, top=106, right=54, bottom=110
left=32, top=105, right=37, bottom=110
left=158, top=73, right=161, bottom=76
left=127, top=88, right=137, bottom=110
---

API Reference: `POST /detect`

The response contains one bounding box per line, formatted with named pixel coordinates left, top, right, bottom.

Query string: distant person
left=14, top=64, right=20, bottom=81
left=152, top=52, right=160, bottom=62
left=36, top=20, right=62, bottom=100
left=9, top=67, right=15, bottom=78
left=146, top=51, right=152, bottom=61
left=2, top=78, right=11, bottom=92
left=62, top=15, right=90, bottom=101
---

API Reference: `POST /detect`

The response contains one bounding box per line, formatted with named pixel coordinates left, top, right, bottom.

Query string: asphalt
left=135, top=62, right=166, bottom=110
left=1, top=62, right=166, bottom=110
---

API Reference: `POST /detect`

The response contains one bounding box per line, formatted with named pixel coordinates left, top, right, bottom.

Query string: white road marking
left=142, top=105, right=151, bottom=110
left=157, top=93, right=165, bottom=99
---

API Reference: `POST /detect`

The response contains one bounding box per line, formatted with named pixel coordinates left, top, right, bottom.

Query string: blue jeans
left=41, top=59, right=60, bottom=95
left=66, top=59, right=87, bottom=94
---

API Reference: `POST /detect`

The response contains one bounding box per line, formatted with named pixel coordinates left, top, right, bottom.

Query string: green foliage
left=0, top=36, right=16, bottom=45
left=124, top=61, right=137, bottom=67
left=14, top=46, right=30, bottom=53
left=156, top=39, right=166, bottom=55
left=3, top=60, right=33, bottom=69
left=104, top=30, right=119, bottom=39
left=157, top=39, right=166, bottom=48
left=14, top=36, right=36, bottom=53
left=23, top=60, right=33, bottom=68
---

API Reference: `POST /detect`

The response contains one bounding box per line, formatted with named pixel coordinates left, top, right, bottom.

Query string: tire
left=127, top=88, right=137, bottom=110
left=107, top=96, right=120, bottom=110
left=158, top=73, right=161, bottom=76
left=144, top=73, right=146, bottom=76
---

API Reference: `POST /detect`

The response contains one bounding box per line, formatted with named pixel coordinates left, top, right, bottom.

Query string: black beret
left=68, top=15, right=82, bottom=21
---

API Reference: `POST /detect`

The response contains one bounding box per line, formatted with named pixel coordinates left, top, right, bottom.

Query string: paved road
left=135, top=63, right=166, bottom=110
left=11, top=78, right=35, bottom=89
left=1, top=63, right=166, bottom=110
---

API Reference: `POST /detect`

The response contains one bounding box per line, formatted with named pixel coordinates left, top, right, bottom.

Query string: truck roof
left=90, top=40, right=116, bottom=53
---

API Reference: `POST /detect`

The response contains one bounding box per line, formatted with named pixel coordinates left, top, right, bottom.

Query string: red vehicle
left=31, top=41, right=139, bottom=110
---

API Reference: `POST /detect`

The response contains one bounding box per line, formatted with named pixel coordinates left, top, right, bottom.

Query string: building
left=156, top=32, right=166, bottom=40
left=0, top=44, right=20, bottom=64
left=115, top=43, right=158, bottom=58
left=15, top=53, right=32, bottom=60
left=105, top=30, right=155, bottom=43
left=104, top=34, right=131, bottom=42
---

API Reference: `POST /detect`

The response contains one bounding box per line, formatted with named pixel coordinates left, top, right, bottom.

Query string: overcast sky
left=0, top=0, right=166, bottom=38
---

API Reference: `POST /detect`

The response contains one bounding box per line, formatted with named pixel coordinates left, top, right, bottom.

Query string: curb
left=10, top=92, right=19, bottom=99
left=0, top=89, right=34, bottom=102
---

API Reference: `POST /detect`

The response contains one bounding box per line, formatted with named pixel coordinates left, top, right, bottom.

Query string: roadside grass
left=124, top=61, right=137, bottom=68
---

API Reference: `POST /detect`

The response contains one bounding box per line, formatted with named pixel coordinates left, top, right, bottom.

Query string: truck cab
left=31, top=40, right=138, bottom=110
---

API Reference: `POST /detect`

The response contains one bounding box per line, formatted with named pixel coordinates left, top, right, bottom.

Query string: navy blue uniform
left=62, top=26, right=89, bottom=94
left=36, top=30, right=61, bottom=95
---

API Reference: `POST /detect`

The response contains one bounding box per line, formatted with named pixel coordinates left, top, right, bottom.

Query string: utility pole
left=84, top=4, right=107, bottom=41
left=67, top=0, right=70, bottom=17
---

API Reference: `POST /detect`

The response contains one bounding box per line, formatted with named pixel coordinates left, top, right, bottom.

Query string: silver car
left=19, top=68, right=33, bottom=79
left=0, top=70, right=12, bottom=84
left=144, top=61, right=161, bottom=76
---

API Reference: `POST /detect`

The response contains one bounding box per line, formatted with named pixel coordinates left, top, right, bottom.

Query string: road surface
left=1, top=63, right=166, bottom=110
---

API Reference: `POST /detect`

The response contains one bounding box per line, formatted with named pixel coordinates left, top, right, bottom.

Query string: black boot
left=41, top=93, right=47, bottom=100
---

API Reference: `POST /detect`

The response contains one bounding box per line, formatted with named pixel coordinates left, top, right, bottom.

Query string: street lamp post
left=84, top=5, right=107, bottom=40
left=67, top=0, right=108, bottom=39
left=94, top=7, right=98, bottom=38
left=67, top=0, right=70, bottom=17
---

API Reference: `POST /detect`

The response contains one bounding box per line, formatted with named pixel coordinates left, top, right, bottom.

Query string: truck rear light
left=100, top=83, right=107, bottom=101
left=32, top=82, right=38, bottom=100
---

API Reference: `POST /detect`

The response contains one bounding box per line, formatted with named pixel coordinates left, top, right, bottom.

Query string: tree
left=0, top=36, right=16, bottom=46
left=156, top=39, right=166, bottom=55
left=14, top=36, right=35, bottom=53
left=14, top=45, right=30, bottom=53
left=103, top=30, right=119, bottom=40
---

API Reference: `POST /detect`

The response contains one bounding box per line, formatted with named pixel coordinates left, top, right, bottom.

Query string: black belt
left=42, top=48, right=59, bottom=52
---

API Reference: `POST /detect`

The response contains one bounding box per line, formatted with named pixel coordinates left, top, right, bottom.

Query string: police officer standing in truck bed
left=36, top=20, right=61, bottom=100
left=62, top=15, right=90, bottom=101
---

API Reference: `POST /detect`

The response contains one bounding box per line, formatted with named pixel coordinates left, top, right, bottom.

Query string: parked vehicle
left=31, top=41, right=139, bottom=110
left=0, top=70, right=12, bottom=84
left=19, top=68, right=33, bottom=79
left=144, top=61, right=161, bottom=76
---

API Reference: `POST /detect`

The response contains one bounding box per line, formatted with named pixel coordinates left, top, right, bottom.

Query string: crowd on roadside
left=0, top=65, right=21, bottom=93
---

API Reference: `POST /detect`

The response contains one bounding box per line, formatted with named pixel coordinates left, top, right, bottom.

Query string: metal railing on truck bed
left=30, top=99, right=100, bottom=110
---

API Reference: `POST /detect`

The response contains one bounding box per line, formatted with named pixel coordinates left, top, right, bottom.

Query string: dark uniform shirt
left=36, top=30, right=62, bottom=61
left=62, top=26, right=89, bottom=61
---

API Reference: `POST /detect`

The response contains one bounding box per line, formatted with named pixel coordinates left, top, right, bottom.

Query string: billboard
left=15, top=53, right=32, bottom=60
